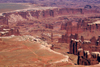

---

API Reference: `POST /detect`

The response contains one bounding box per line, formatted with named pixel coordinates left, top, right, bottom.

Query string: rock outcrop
left=0, top=16, right=8, bottom=25
left=69, top=35, right=100, bottom=65
left=69, top=36, right=100, bottom=55
left=0, top=25, right=20, bottom=36
left=60, top=19, right=100, bottom=36
left=58, top=33, right=79, bottom=43
left=77, top=49, right=99, bottom=65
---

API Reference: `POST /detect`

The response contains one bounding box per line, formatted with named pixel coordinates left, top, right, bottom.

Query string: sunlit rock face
left=0, top=7, right=99, bottom=24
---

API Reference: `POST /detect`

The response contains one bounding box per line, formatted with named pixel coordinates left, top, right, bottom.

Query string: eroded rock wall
left=0, top=7, right=99, bottom=24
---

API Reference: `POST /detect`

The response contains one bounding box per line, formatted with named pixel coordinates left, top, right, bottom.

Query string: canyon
left=0, top=2, right=100, bottom=67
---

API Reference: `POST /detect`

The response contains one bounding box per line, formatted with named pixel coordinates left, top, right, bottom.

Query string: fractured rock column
left=77, top=48, right=83, bottom=65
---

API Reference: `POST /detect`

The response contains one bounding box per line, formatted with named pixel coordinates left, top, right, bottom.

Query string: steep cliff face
left=0, top=16, right=8, bottom=25
left=0, top=7, right=99, bottom=24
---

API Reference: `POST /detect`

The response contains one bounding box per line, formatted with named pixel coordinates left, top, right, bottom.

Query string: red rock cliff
left=0, top=7, right=99, bottom=23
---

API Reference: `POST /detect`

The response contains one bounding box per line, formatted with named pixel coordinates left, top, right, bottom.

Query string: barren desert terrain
left=0, top=1, right=100, bottom=67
